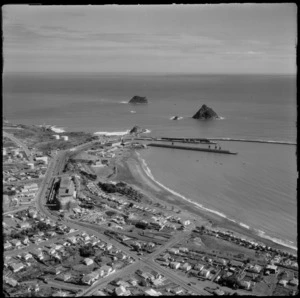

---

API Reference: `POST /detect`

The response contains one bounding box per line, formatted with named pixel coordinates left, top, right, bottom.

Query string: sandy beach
left=114, top=149, right=296, bottom=254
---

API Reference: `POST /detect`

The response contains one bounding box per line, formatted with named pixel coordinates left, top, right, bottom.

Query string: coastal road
left=3, top=131, right=33, bottom=162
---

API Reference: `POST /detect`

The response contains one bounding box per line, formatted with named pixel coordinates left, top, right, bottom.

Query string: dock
left=147, top=143, right=238, bottom=155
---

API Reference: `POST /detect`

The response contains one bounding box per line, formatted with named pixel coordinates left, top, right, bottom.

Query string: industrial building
left=57, top=176, right=77, bottom=210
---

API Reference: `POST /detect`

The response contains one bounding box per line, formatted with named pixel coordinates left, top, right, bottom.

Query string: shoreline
left=116, top=149, right=297, bottom=254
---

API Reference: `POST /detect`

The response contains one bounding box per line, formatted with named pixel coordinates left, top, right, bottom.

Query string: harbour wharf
left=147, top=143, right=238, bottom=155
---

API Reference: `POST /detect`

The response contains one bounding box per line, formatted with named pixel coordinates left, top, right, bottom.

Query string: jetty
left=148, top=143, right=238, bottom=155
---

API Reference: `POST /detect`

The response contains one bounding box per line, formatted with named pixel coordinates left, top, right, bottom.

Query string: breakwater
left=148, top=143, right=237, bottom=155
left=160, top=137, right=216, bottom=144
left=209, top=138, right=296, bottom=145
left=134, top=137, right=216, bottom=144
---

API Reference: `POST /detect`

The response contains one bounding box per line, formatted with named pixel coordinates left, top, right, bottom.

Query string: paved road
left=3, top=131, right=33, bottom=162
left=46, top=279, right=88, bottom=291
left=3, top=206, right=31, bottom=215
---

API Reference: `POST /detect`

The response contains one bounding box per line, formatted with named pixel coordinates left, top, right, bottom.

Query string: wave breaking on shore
left=50, top=126, right=66, bottom=133
left=94, top=128, right=151, bottom=136
left=136, top=152, right=297, bottom=251
left=94, top=130, right=130, bottom=136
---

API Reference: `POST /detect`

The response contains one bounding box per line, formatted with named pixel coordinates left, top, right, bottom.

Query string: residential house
left=150, top=270, right=161, bottom=279
left=63, top=273, right=72, bottom=282
left=93, top=290, right=106, bottom=296
left=4, top=242, right=12, bottom=250
left=279, top=279, right=288, bottom=287
left=145, top=289, right=162, bottom=296
left=10, top=263, right=25, bottom=273
left=23, top=253, right=33, bottom=261
left=230, top=260, right=244, bottom=268
left=181, top=262, right=192, bottom=272
left=214, top=258, right=228, bottom=266
left=168, top=248, right=180, bottom=254
left=98, top=265, right=113, bottom=277
left=248, top=264, right=262, bottom=273
left=129, top=279, right=138, bottom=286
left=239, top=280, right=251, bottom=290
left=52, top=290, right=69, bottom=297
left=170, top=262, right=181, bottom=269
left=106, top=243, right=113, bottom=250
left=4, top=277, right=18, bottom=287
left=265, top=264, right=278, bottom=274
left=82, top=271, right=99, bottom=285
left=55, top=266, right=65, bottom=275
left=10, top=239, right=22, bottom=247
left=171, top=287, right=184, bottom=295
left=67, top=236, right=77, bottom=244
left=22, top=237, right=31, bottom=245
left=213, top=289, right=225, bottom=296
left=141, top=272, right=154, bottom=281
left=152, top=277, right=165, bottom=287
left=289, top=278, right=299, bottom=286
left=83, top=258, right=94, bottom=266
left=199, top=269, right=211, bottom=279
left=115, top=285, right=131, bottom=296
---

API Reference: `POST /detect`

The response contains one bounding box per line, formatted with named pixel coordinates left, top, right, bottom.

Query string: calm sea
left=3, top=72, right=297, bottom=248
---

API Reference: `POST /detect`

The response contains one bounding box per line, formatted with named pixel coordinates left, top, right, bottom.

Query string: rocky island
left=129, top=125, right=147, bottom=134
left=128, top=95, right=148, bottom=104
left=192, top=104, right=219, bottom=119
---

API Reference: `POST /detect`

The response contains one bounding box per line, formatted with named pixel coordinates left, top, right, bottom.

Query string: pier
left=147, top=143, right=238, bottom=154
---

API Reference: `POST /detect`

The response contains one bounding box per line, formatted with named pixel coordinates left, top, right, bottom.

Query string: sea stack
left=128, top=95, right=148, bottom=104
left=192, top=104, right=219, bottom=120
left=129, top=125, right=147, bottom=134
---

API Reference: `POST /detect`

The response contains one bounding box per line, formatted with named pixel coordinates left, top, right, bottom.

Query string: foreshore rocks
left=129, top=125, right=147, bottom=134
left=192, top=104, right=219, bottom=120
left=129, top=95, right=148, bottom=104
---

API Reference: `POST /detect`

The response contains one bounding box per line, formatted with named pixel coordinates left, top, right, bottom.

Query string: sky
left=3, top=4, right=297, bottom=74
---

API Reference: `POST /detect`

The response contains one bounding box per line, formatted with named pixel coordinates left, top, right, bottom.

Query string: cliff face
left=129, top=125, right=147, bottom=134
left=192, top=104, right=219, bottom=119
left=128, top=95, right=148, bottom=104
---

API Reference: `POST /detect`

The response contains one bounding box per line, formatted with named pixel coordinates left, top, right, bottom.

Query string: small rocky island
left=128, top=95, right=148, bottom=104
left=192, top=104, right=219, bottom=119
left=129, top=125, right=147, bottom=134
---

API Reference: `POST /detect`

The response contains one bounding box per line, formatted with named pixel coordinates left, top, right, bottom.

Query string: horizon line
left=3, top=71, right=296, bottom=76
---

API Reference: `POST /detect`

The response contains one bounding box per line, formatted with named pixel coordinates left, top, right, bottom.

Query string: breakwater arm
left=148, top=143, right=237, bottom=155
left=209, top=138, right=296, bottom=145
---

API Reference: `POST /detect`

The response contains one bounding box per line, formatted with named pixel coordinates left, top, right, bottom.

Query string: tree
left=79, top=245, right=95, bottom=257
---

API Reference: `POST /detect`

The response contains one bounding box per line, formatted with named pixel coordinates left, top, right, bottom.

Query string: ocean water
left=3, top=72, right=297, bottom=248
